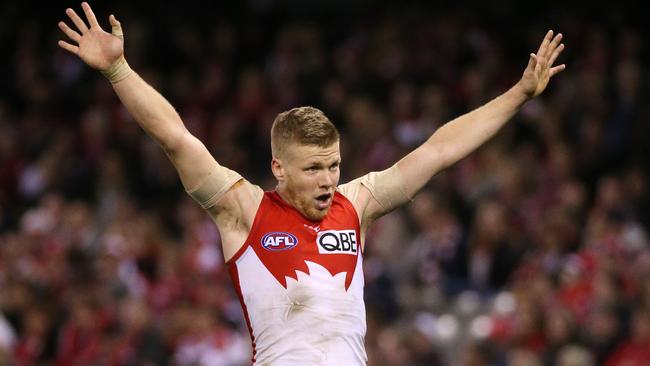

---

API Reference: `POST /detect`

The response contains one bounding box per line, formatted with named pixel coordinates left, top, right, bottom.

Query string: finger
left=81, top=2, right=100, bottom=28
left=545, top=33, right=563, bottom=58
left=526, top=53, right=536, bottom=70
left=58, top=21, right=82, bottom=43
left=65, top=8, right=89, bottom=33
left=109, top=14, right=124, bottom=39
left=550, top=64, right=566, bottom=77
left=58, top=40, right=79, bottom=55
left=535, top=30, right=553, bottom=58
left=533, top=54, right=543, bottom=75
left=548, top=43, right=565, bottom=66
left=530, top=53, right=538, bottom=70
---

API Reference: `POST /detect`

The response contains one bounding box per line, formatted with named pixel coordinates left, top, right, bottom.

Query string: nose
left=318, top=170, right=335, bottom=188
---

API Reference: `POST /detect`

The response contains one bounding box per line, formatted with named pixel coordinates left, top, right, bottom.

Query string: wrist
left=101, top=56, right=132, bottom=83
left=510, top=81, right=533, bottom=105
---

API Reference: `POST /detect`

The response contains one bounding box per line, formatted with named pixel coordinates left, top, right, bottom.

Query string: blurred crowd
left=1, top=1, right=649, bottom=365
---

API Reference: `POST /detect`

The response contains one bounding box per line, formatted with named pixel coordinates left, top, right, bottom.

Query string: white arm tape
left=186, top=165, right=243, bottom=209
left=340, top=164, right=411, bottom=213
left=359, top=164, right=411, bottom=211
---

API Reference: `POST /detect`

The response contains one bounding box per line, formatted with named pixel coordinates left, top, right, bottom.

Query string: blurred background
left=1, top=0, right=649, bottom=365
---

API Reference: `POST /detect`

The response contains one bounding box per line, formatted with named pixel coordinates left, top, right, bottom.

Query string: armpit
left=186, top=164, right=243, bottom=209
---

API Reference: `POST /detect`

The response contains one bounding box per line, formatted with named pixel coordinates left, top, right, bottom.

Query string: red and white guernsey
left=227, top=190, right=366, bottom=365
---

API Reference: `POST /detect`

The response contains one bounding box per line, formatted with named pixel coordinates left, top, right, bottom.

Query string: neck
left=275, top=184, right=300, bottom=210
left=275, top=184, right=320, bottom=221
left=275, top=184, right=291, bottom=203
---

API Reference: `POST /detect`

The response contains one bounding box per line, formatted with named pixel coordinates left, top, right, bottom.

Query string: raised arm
left=57, top=3, right=240, bottom=203
left=396, top=30, right=565, bottom=198
left=349, top=30, right=565, bottom=225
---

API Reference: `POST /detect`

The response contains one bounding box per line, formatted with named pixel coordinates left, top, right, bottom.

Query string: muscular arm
left=396, top=83, right=527, bottom=198
left=351, top=30, right=566, bottom=224
left=57, top=3, right=264, bottom=252
left=397, top=31, right=565, bottom=198
left=57, top=2, right=238, bottom=198
left=111, top=71, right=217, bottom=190
left=118, top=75, right=262, bottom=259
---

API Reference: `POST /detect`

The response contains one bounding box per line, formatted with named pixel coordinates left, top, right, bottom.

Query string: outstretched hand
left=519, top=30, right=565, bottom=99
left=58, top=2, right=124, bottom=71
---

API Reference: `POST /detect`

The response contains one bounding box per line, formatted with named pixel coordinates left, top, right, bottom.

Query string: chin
left=304, top=207, right=330, bottom=221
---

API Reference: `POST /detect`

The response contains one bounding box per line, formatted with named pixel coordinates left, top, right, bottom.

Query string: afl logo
left=261, top=232, right=298, bottom=251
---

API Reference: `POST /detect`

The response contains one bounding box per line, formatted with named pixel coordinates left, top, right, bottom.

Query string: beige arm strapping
left=186, top=165, right=243, bottom=210
left=359, top=164, right=411, bottom=212
left=339, top=164, right=412, bottom=219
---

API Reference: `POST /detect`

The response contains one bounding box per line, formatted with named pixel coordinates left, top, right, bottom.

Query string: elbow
left=425, top=142, right=452, bottom=174
left=158, top=129, right=189, bottom=157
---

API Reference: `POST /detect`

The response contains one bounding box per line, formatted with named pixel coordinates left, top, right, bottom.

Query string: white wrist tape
left=101, top=56, right=133, bottom=83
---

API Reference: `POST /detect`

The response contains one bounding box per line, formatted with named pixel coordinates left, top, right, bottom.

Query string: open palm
left=520, top=30, right=565, bottom=98
left=58, top=2, right=123, bottom=71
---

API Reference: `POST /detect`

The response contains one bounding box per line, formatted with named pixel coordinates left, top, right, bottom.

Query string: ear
left=271, top=157, right=285, bottom=182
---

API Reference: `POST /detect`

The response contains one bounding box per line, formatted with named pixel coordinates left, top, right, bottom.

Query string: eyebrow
left=303, top=159, right=340, bottom=168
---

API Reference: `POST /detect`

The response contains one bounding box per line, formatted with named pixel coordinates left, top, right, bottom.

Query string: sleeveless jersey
left=227, top=190, right=366, bottom=365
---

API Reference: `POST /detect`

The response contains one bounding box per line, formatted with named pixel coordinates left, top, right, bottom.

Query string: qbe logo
left=261, top=232, right=298, bottom=251
left=316, top=230, right=358, bottom=255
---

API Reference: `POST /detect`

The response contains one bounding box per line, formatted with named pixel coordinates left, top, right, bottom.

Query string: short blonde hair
left=271, top=106, right=340, bottom=158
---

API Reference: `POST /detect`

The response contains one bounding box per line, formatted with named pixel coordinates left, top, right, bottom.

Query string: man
left=58, top=3, right=565, bottom=365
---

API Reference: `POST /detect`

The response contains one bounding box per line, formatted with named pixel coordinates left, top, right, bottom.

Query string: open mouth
left=314, top=193, right=332, bottom=209
left=316, top=193, right=331, bottom=201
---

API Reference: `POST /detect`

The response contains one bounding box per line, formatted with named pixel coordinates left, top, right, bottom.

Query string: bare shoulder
left=207, top=180, right=264, bottom=261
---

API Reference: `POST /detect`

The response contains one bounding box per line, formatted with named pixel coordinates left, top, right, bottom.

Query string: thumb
left=527, top=53, right=537, bottom=71
left=109, top=14, right=124, bottom=40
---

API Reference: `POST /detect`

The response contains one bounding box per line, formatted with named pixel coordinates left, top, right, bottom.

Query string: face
left=272, top=142, right=341, bottom=221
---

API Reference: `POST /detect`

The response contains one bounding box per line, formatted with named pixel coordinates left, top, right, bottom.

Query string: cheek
left=287, top=172, right=315, bottom=192
left=303, top=175, right=320, bottom=191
